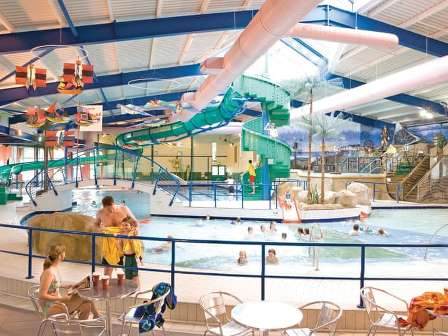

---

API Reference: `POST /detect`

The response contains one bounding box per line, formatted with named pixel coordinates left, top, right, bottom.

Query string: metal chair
left=361, top=287, right=415, bottom=336
left=199, top=291, right=254, bottom=336
left=48, top=313, right=107, bottom=336
left=283, top=301, right=342, bottom=336
left=28, top=284, right=70, bottom=319
left=120, top=288, right=170, bottom=336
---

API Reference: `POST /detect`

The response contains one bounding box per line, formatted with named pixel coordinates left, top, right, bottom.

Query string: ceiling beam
left=0, top=64, right=201, bottom=106
left=178, top=35, right=194, bottom=64
left=199, top=0, right=211, bottom=13
left=0, top=11, right=14, bottom=32
left=1, top=5, right=447, bottom=57
left=341, top=0, right=448, bottom=62
left=155, top=0, right=164, bottom=18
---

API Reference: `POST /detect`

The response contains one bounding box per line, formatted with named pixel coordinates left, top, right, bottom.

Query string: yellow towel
left=122, top=237, right=143, bottom=258
left=101, top=226, right=122, bottom=265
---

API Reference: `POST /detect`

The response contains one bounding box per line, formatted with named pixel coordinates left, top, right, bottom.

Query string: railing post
left=26, top=228, right=33, bottom=279
left=188, top=181, right=192, bottom=207
left=261, top=244, right=266, bottom=301
left=75, top=155, right=80, bottom=188
left=268, top=184, right=272, bottom=210
left=241, top=183, right=244, bottom=209
left=357, top=246, right=366, bottom=308
left=275, top=184, right=278, bottom=209
left=170, top=240, right=176, bottom=292
left=397, top=184, right=401, bottom=203
left=93, top=147, right=98, bottom=188
left=91, top=234, right=96, bottom=274
left=113, top=149, right=118, bottom=186
left=372, top=183, right=376, bottom=201
left=214, top=183, right=217, bottom=208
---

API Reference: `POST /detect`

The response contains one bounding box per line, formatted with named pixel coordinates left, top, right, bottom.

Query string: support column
left=190, top=136, right=194, bottom=181
left=261, top=103, right=270, bottom=200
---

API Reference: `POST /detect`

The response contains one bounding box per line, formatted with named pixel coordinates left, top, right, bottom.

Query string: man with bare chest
left=95, top=196, right=137, bottom=277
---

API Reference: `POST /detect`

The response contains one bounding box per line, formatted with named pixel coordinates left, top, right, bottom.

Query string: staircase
left=407, top=156, right=448, bottom=203
left=233, top=75, right=292, bottom=200
left=401, top=155, right=430, bottom=201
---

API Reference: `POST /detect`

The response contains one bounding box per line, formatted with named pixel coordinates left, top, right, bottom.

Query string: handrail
left=359, top=158, right=382, bottom=174
left=424, top=223, right=448, bottom=260
left=1, top=222, right=447, bottom=307
left=405, top=155, right=447, bottom=200
left=400, top=155, right=429, bottom=189
left=25, top=145, right=185, bottom=207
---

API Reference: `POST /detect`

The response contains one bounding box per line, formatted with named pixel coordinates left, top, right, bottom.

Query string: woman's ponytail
left=42, top=244, right=66, bottom=270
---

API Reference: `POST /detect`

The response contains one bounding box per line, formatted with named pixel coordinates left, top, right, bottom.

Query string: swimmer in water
left=91, top=200, right=97, bottom=207
left=269, top=221, right=277, bottom=233
left=349, top=224, right=360, bottom=236
left=237, top=250, right=248, bottom=265
left=260, top=224, right=266, bottom=233
left=247, top=226, right=254, bottom=235
left=231, top=217, right=241, bottom=225
left=266, top=249, right=279, bottom=265
left=281, top=232, right=287, bottom=240
left=377, top=228, right=389, bottom=236
left=153, top=235, right=173, bottom=253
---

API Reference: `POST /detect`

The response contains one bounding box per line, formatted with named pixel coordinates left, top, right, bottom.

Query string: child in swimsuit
left=119, top=219, right=144, bottom=285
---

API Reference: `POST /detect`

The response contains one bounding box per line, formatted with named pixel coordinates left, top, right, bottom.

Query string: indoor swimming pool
left=68, top=189, right=448, bottom=275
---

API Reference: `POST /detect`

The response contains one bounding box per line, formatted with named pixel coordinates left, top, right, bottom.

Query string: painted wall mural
left=407, top=123, right=448, bottom=144
left=278, top=118, right=390, bottom=152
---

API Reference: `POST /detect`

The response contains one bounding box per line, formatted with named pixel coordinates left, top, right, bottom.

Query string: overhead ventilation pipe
left=290, top=54, right=448, bottom=121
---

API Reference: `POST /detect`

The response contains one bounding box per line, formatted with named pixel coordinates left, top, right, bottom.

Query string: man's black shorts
left=102, top=256, right=123, bottom=266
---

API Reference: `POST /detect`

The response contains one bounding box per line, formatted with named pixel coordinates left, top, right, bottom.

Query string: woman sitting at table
left=39, top=244, right=100, bottom=319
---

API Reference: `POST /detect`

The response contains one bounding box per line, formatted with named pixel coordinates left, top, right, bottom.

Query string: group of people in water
left=349, top=221, right=389, bottom=237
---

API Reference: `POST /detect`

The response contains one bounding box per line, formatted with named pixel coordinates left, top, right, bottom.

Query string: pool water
left=70, top=189, right=448, bottom=272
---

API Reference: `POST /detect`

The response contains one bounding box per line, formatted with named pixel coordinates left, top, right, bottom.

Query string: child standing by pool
left=119, top=218, right=144, bottom=286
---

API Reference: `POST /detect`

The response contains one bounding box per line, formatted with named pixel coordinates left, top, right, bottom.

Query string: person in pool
left=247, top=226, right=254, bottom=235
left=266, top=249, right=279, bottom=264
left=237, top=250, right=248, bottom=265
left=281, top=232, right=287, bottom=240
left=269, top=221, right=277, bottom=233
left=153, top=235, right=173, bottom=253
left=349, top=224, right=360, bottom=236
left=95, top=196, right=137, bottom=277
left=260, top=224, right=266, bottom=233
left=231, top=217, right=241, bottom=225
left=378, top=228, right=389, bottom=236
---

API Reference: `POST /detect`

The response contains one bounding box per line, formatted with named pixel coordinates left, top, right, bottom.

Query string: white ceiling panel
left=63, top=0, right=110, bottom=24
left=151, top=35, right=188, bottom=68
left=84, top=43, right=120, bottom=75
left=109, top=0, right=157, bottom=21
left=0, top=0, right=59, bottom=31
left=116, top=39, right=153, bottom=71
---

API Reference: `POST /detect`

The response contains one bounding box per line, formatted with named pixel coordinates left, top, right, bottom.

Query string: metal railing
left=1, top=222, right=447, bottom=308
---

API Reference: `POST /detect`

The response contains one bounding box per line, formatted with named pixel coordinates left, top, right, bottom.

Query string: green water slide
left=233, top=75, right=292, bottom=200
left=0, top=153, right=113, bottom=182
left=115, top=88, right=245, bottom=147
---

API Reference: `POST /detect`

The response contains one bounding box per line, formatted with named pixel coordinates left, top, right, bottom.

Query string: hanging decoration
left=44, top=130, right=59, bottom=148
left=75, top=105, right=103, bottom=132
left=15, top=64, right=47, bottom=90
left=57, top=58, right=94, bottom=94
left=62, top=129, right=76, bottom=147
left=45, top=103, right=70, bottom=124
left=26, top=106, right=47, bottom=128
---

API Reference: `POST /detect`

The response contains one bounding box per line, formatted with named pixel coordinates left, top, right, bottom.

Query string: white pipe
left=287, top=24, right=399, bottom=49
left=182, top=0, right=323, bottom=111
left=290, top=55, right=448, bottom=122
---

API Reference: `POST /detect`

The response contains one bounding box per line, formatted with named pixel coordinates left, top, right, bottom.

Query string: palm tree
left=306, top=112, right=348, bottom=203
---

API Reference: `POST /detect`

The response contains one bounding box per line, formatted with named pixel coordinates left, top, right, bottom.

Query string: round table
left=79, top=279, right=138, bottom=336
left=231, top=301, right=302, bottom=336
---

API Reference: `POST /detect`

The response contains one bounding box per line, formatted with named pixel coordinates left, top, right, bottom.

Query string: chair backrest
left=49, top=315, right=106, bottom=336
left=49, top=315, right=81, bottom=335
left=361, top=287, right=380, bottom=321
left=28, top=285, right=45, bottom=318
left=199, top=292, right=241, bottom=325
left=153, top=289, right=170, bottom=316
left=300, top=301, right=342, bottom=336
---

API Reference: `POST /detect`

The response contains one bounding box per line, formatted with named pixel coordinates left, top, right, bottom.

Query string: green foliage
left=436, top=133, right=447, bottom=150
left=309, top=185, right=320, bottom=204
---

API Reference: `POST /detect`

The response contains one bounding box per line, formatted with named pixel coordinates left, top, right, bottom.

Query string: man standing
left=95, top=196, right=137, bottom=277
left=247, top=160, right=256, bottom=194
